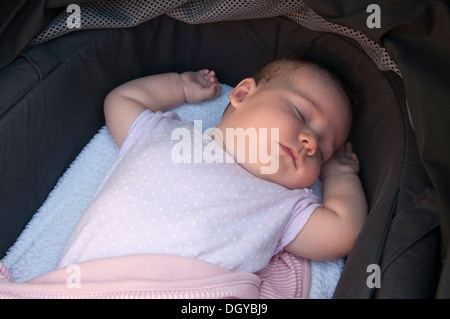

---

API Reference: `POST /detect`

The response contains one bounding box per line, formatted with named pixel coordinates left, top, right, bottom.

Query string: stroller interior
left=1, top=0, right=449, bottom=298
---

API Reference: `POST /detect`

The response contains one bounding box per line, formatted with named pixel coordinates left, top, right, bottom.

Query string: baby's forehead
left=291, top=66, right=351, bottom=107
left=293, top=64, right=340, bottom=86
left=265, top=62, right=338, bottom=89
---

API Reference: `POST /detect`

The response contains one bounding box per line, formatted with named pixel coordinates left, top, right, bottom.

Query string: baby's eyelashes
left=291, top=105, right=305, bottom=122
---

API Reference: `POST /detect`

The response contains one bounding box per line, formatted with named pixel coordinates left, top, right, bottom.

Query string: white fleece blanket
left=1, top=84, right=343, bottom=298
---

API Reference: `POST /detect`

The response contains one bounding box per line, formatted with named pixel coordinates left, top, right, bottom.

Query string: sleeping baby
left=57, top=58, right=367, bottom=273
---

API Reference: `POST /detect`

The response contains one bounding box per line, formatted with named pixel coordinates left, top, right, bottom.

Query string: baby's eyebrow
left=302, top=95, right=320, bottom=113
left=290, top=89, right=319, bottom=114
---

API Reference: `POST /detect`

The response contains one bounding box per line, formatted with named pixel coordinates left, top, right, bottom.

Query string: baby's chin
left=277, top=179, right=316, bottom=190
left=237, top=161, right=319, bottom=189
left=254, top=169, right=317, bottom=190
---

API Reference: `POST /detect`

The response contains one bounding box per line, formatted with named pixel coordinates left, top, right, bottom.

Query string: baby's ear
left=228, top=78, right=256, bottom=108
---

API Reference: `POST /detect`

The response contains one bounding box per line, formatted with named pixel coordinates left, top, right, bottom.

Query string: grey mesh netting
left=29, top=0, right=401, bottom=76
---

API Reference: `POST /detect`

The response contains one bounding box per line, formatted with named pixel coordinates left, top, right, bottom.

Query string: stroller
left=0, top=0, right=449, bottom=298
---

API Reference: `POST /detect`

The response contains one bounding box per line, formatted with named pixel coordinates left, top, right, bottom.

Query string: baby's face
left=220, top=66, right=352, bottom=189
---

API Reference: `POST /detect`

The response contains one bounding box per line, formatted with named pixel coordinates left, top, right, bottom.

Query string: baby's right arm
left=284, top=143, right=368, bottom=260
left=104, top=70, right=220, bottom=147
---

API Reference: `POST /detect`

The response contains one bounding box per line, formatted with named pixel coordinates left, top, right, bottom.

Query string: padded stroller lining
left=0, top=1, right=444, bottom=298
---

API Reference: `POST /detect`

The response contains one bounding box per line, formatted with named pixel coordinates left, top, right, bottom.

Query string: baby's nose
left=299, top=133, right=318, bottom=156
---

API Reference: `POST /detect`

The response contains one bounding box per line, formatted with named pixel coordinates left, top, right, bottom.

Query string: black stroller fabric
left=0, top=0, right=449, bottom=298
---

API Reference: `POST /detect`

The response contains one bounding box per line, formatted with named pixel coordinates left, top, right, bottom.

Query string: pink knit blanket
left=0, top=251, right=309, bottom=299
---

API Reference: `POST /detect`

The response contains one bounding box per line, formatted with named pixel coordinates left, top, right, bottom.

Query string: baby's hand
left=180, top=69, right=221, bottom=104
left=320, top=142, right=360, bottom=180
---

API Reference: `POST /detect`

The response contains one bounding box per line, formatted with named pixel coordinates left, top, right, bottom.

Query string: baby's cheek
left=292, top=162, right=321, bottom=189
left=307, top=162, right=322, bottom=185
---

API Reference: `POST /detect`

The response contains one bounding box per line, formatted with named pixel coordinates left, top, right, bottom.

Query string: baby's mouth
left=279, top=144, right=298, bottom=169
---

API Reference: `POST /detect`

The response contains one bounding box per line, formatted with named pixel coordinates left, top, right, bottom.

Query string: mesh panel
left=166, top=0, right=306, bottom=22
left=286, top=9, right=400, bottom=75
left=29, top=0, right=400, bottom=76
left=30, top=0, right=187, bottom=45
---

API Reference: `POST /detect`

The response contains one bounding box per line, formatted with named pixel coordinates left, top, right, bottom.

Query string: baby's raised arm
left=104, top=70, right=221, bottom=147
left=284, top=143, right=368, bottom=260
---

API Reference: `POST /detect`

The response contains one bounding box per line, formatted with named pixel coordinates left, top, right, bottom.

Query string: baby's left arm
left=104, top=70, right=220, bottom=147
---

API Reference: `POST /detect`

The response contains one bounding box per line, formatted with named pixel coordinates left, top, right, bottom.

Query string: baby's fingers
left=344, top=142, right=359, bottom=163
left=344, top=142, right=353, bottom=156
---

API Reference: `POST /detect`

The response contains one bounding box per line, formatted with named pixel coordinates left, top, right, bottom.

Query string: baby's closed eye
left=291, top=105, right=305, bottom=122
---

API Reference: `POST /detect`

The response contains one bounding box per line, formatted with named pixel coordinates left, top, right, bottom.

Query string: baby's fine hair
left=252, top=58, right=357, bottom=112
